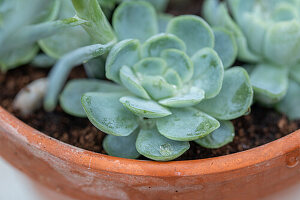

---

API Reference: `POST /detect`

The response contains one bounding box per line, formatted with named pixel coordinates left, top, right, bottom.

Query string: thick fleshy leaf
left=213, top=27, right=237, bottom=69
left=195, top=120, right=235, bottom=149
left=167, top=15, right=214, bottom=56
left=203, top=0, right=260, bottom=62
left=0, top=45, right=38, bottom=72
left=72, top=0, right=116, bottom=43
left=113, top=1, right=158, bottom=42
left=156, top=107, right=220, bottom=141
left=142, top=33, right=186, bottom=57
left=44, top=43, right=114, bottom=111
left=141, top=75, right=177, bottom=100
left=158, top=87, right=205, bottom=108
left=290, top=64, right=300, bottom=84
left=271, top=2, right=298, bottom=22
left=83, top=57, right=105, bottom=79
left=158, top=14, right=173, bottom=33
left=191, top=48, right=224, bottom=99
left=120, top=96, right=171, bottom=118
left=81, top=92, right=139, bottom=136
left=106, top=39, right=141, bottom=84
left=120, top=66, right=150, bottom=99
left=250, top=64, right=288, bottom=105
left=163, top=68, right=182, bottom=88
left=161, top=49, right=193, bottom=82
left=276, top=80, right=300, bottom=120
left=196, top=67, right=253, bottom=120
left=264, top=21, right=300, bottom=66
left=133, top=57, right=167, bottom=76
left=60, top=79, right=125, bottom=117
left=103, top=130, right=140, bottom=159
left=39, top=0, right=93, bottom=59
left=31, top=54, right=56, bottom=68
left=136, top=128, right=190, bottom=161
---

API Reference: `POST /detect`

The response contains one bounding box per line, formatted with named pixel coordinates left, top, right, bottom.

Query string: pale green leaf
left=83, top=57, right=105, bottom=79
left=136, top=128, right=190, bottom=161
left=156, top=107, right=220, bottom=141
left=113, top=1, right=158, bottom=42
left=250, top=64, right=288, bottom=105
left=120, top=96, right=171, bottom=118
left=158, top=13, right=173, bottom=33
left=60, top=79, right=125, bottom=117
left=264, top=20, right=300, bottom=65
left=167, top=15, right=214, bottom=56
left=106, top=39, right=141, bottom=84
left=161, top=49, right=193, bottom=82
left=82, top=92, right=139, bottom=136
left=213, top=27, right=237, bottom=69
left=142, top=33, right=186, bottom=57
left=133, top=57, right=167, bottom=76
left=141, top=75, right=177, bottom=100
left=120, top=65, right=150, bottom=99
left=276, top=80, right=300, bottom=120
left=103, top=129, right=140, bottom=159
left=290, top=64, right=300, bottom=84
left=195, top=120, right=235, bottom=149
left=163, top=68, right=182, bottom=88
left=191, top=48, right=224, bottom=99
left=196, top=67, right=253, bottom=120
left=158, top=87, right=205, bottom=108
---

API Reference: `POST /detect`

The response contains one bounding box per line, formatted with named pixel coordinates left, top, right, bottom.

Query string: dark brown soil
left=1, top=65, right=300, bottom=160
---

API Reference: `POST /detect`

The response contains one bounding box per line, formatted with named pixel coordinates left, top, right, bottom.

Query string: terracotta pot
left=0, top=106, right=299, bottom=200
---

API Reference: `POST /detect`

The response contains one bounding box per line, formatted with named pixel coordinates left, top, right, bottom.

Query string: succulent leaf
left=195, top=120, right=235, bottom=149
left=158, top=14, right=173, bottom=33
left=264, top=20, right=300, bottom=66
left=83, top=57, right=105, bottom=79
left=142, top=33, right=186, bottom=57
left=141, top=75, right=177, bottom=100
left=103, top=129, right=140, bottom=159
left=161, top=49, right=193, bottom=82
left=290, top=64, right=300, bottom=84
left=120, top=96, right=172, bottom=118
left=136, top=128, right=190, bottom=161
left=158, top=87, right=205, bottom=108
left=39, top=0, right=93, bottom=59
left=133, top=57, right=167, bottom=76
left=276, top=80, right=300, bottom=120
left=163, top=68, right=183, bottom=88
left=106, top=39, right=141, bottom=84
left=82, top=92, right=139, bottom=136
left=167, top=15, right=214, bottom=56
left=113, top=1, right=158, bottom=42
left=156, top=107, right=220, bottom=141
left=250, top=64, right=288, bottom=105
left=120, top=65, right=151, bottom=99
left=213, top=27, right=237, bottom=69
left=60, top=79, right=124, bottom=117
left=197, top=67, right=253, bottom=120
left=191, top=48, right=224, bottom=99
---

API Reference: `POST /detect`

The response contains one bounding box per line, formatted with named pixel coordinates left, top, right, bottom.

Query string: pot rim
left=1, top=106, right=299, bottom=177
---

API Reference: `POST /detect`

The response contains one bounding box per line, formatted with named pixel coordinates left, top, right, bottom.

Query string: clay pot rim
left=1, top=106, right=299, bottom=177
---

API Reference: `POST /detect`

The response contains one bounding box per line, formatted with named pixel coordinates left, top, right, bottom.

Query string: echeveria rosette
left=59, top=1, right=253, bottom=161
left=203, top=0, right=300, bottom=120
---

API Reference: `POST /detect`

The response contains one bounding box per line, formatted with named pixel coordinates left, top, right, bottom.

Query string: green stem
left=72, top=0, right=117, bottom=44
left=44, top=41, right=115, bottom=111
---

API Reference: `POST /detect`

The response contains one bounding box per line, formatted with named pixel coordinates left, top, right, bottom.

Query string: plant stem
left=44, top=41, right=116, bottom=111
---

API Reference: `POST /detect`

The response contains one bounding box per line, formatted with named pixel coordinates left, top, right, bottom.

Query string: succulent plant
left=46, top=0, right=253, bottom=161
left=203, top=0, right=300, bottom=120
left=0, top=0, right=93, bottom=72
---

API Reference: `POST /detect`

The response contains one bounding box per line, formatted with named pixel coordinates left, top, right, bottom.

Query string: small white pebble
left=13, top=78, right=48, bottom=116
